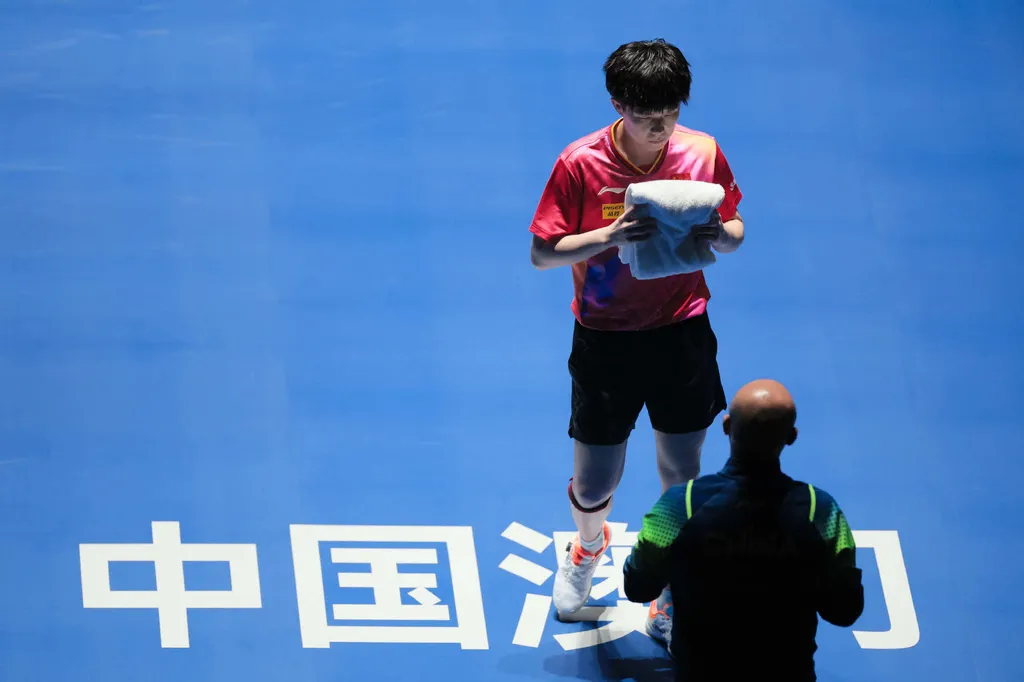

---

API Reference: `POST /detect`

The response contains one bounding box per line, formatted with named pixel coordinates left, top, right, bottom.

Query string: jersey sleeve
left=529, top=157, right=583, bottom=242
left=811, top=489, right=865, bottom=627
left=812, top=492, right=857, bottom=566
left=622, top=485, right=689, bottom=604
left=712, top=142, right=743, bottom=221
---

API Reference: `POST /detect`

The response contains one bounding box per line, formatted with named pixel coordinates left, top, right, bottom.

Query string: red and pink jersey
left=530, top=119, right=743, bottom=331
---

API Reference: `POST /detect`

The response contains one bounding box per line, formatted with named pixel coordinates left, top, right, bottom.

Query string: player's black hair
left=603, top=39, right=692, bottom=113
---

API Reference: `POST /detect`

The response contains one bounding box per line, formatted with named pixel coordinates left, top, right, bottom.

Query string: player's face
left=615, top=102, right=680, bottom=148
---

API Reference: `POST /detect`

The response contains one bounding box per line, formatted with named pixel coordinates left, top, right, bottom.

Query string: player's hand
left=691, top=210, right=724, bottom=243
left=606, top=206, right=658, bottom=245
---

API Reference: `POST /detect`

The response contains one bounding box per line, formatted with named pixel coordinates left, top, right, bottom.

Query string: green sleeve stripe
left=808, top=483, right=817, bottom=522
left=685, top=479, right=694, bottom=519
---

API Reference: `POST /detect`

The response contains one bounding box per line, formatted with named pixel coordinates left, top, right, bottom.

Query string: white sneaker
left=552, top=523, right=611, bottom=616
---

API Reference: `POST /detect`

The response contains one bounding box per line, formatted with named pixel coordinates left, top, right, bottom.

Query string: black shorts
left=567, top=312, right=727, bottom=446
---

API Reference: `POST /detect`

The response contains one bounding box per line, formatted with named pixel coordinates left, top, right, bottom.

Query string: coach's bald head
left=722, top=379, right=798, bottom=460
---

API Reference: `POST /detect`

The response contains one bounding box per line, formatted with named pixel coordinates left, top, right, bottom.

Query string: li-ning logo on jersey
left=598, top=186, right=626, bottom=195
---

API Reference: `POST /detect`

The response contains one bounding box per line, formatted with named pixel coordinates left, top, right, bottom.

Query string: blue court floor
left=2, top=1, right=1023, bottom=681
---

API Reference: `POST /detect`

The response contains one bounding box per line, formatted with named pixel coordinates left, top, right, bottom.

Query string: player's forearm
left=530, top=228, right=614, bottom=270
left=712, top=217, right=744, bottom=254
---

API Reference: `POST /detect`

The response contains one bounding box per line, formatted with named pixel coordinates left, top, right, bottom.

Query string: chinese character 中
left=289, top=524, right=488, bottom=650
left=78, top=521, right=262, bottom=648
left=499, top=521, right=649, bottom=651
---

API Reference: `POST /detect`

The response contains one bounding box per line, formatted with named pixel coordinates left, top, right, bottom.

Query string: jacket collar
left=721, top=453, right=784, bottom=478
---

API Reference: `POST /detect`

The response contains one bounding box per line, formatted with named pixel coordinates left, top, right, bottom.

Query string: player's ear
left=611, top=99, right=625, bottom=116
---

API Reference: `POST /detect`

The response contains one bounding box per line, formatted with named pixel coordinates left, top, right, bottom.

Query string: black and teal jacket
left=622, top=456, right=864, bottom=681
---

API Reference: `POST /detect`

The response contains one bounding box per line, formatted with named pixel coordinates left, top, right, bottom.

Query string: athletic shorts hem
left=566, top=312, right=726, bottom=445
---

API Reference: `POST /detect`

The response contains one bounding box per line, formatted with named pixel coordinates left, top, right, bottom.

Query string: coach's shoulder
left=783, top=478, right=846, bottom=523
left=803, top=482, right=855, bottom=535
left=807, top=482, right=842, bottom=510
left=686, top=472, right=730, bottom=508
left=691, top=471, right=728, bottom=490
left=787, top=476, right=834, bottom=504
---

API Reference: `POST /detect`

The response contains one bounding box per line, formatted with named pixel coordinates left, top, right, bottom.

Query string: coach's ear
left=722, top=413, right=731, bottom=437
left=787, top=427, right=798, bottom=446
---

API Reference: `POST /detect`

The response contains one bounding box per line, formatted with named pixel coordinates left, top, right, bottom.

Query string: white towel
left=617, top=179, right=725, bottom=280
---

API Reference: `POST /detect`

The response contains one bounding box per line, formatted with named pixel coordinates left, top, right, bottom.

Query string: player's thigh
left=567, top=321, right=644, bottom=447
left=644, top=313, right=727, bottom=435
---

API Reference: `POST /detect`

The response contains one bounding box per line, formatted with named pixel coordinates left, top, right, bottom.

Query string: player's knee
left=655, top=429, right=705, bottom=483
left=570, top=477, right=614, bottom=511
left=660, top=456, right=699, bottom=483
left=570, top=440, right=626, bottom=507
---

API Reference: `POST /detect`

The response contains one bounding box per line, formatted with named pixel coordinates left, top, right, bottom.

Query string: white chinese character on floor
left=289, top=524, right=488, bottom=650
left=851, top=530, right=920, bottom=650
left=79, top=521, right=262, bottom=648
left=499, top=521, right=649, bottom=650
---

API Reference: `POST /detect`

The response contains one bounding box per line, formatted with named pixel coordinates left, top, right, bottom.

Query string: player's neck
left=613, top=122, right=664, bottom=171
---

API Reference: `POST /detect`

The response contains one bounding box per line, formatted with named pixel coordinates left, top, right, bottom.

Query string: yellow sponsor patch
left=601, top=203, right=624, bottom=220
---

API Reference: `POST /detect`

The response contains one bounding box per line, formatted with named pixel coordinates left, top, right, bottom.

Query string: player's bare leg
left=655, top=428, right=707, bottom=491
left=571, top=440, right=626, bottom=540
left=645, top=427, right=708, bottom=652
left=552, top=440, right=627, bottom=616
